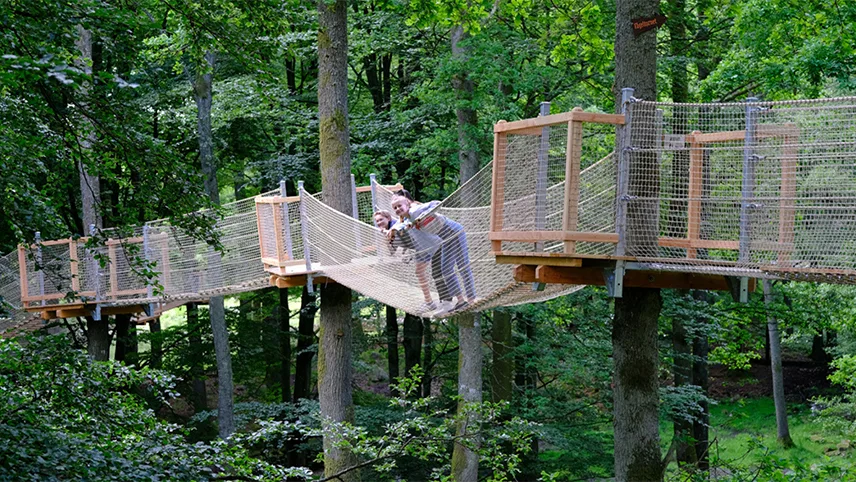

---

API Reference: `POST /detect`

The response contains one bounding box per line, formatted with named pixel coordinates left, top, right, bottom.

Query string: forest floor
left=708, top=357, right=834, bottom=402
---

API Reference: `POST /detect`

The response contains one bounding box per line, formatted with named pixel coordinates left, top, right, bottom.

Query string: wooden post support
left=490, top=125, right=508, bottom=252
left=271, top=196, right=285, bottom=267
left=108, top=242, right=118, bottom=299
left=69, top=239, right=80, bottom=293
left=562, top=107, right=584, bottom=254
left=17, top=246, right=28, bottom=303
left=281, top=180, right=294, bottom=260
left=778, top=128, right=798, bottom=266
left=686, top=130, right=704, bottom=259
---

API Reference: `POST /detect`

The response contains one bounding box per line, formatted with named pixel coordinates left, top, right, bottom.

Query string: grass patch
left=663, top=397, right=853, bottom=475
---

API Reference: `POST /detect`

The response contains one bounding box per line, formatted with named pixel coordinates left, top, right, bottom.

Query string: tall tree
left=491, top=310, right=513, bottom=403
left=293, top=286, right=317, bottom=401
left=192, top=51, right=234, bottom=439
left=316, top=0, right=358, bottom=475
left=386, top=306, right=400, bottom=395
left=763, top=280, right=794, bottom=447
left=613, top=0, right=662, bottom=480
left=451, top=312, right=482, bottom=481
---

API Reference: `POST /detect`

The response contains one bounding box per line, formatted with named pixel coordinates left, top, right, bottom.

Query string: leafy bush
left=0, top=334, right=300, bottom=481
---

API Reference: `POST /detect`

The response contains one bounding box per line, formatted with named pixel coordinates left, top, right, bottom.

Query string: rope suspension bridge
left=3, top=93, right=856, bottom=334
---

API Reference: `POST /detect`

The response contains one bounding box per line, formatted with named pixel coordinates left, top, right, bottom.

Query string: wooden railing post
left=17, top=245, right=28, bottom=305
left=686, top=130, right=704, bottom=259
left=490, top=124, right=508, bottom=252
left=778, top=127, right=798, bottom=266
left=562, top=107, right=584, bottom=253
left=69, top=238, right=80, bottom=293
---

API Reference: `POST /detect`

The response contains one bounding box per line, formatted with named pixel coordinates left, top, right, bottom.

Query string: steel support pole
left=89, top=224, right=101, bottom=320
left=611, top=88, right=635, bottom=298
left=738, top=97, right=759, bottom=303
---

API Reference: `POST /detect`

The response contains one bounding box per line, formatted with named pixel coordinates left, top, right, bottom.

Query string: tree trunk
left=317, top=0, right=357, bottom=474
left=75, top=25, right=101, bottom=232
left=193, top=50, right=234, bottom=439
left=386, top=306, right=400, bottom=395
left=422, top=318, right=433, bottom=397
left=294, top=285, right=317, bottom=401
left=187, top=302, right=208, bottom=412
left=403, top=313, right=423, bottom=383
left=148, top=318, right=163, bottom=369
left=692, top=313, right=710, bottom=470
left=114, top=314, right=138, bottom=364
left=763, top=280, right=794, bottom=447
left=87, top=316, right=111, bottom=361
left=280, top=287, right=292, bottom=404
left=317, top=284, right=357, bottom=478
left=451, top=313, right=482, bottom=482
left=492, top=309, right=513, bottom=403
left=451, top=25, right=479, bottom=184
left=672, top=308, right=698, bottom=465
left=613, top=0, right=662, bottom=478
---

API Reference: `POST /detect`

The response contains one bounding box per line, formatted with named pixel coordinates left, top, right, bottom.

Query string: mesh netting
left=623, top=98, right=856, bottom=282
left=300, top=164, right=582, bottom=317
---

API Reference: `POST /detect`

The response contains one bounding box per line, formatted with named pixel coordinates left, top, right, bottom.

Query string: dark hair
left=393, top=188, right=414, bottom=201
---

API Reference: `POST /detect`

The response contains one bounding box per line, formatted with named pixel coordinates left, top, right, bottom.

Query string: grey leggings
left=435, top=222, right=476, bottom=301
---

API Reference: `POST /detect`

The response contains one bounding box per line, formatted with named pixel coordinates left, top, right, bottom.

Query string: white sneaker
left=430, top=300, right=459, bottom=318
left=416, top=301, right=437, bottom=314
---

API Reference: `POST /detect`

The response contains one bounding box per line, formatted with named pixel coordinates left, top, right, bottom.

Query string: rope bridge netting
left=0, top=188, right=380, bottom=332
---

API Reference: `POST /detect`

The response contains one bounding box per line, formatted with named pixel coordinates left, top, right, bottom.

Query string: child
left=374, top=209, right=443, bottom=314
left=388, top=193, right=476, bottom=312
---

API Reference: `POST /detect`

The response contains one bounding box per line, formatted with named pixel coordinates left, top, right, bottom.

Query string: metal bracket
left=604, top=260, right=626, bottom=298
left=724, top=276, right=749, bottom=303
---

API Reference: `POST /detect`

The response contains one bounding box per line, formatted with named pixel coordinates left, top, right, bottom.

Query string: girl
left=374, top=209, right=443, bottom=314
left=388, top=193, right=476, bottom=313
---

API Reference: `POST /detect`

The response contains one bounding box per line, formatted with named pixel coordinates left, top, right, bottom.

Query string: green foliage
left=0, top=334, right=300, bottom=481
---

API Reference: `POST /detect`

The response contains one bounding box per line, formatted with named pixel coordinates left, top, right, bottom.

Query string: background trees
left=2, top=0, right=856, bottom=480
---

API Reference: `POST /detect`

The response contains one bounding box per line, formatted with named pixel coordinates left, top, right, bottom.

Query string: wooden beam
left=562, top=112, right=584, bottom=253
left=494, top=111, right=625, bottom=133
left=496, top=254, right=583, bottom=267
left=570, top=111, right=626, bottom=125
left=271, top=274, right=333, bottom=289
left=489, top=231, right=619, bottom=243
left=514, top=264, right=751, bottom=292
left=490, top=130, right=508, bottom=252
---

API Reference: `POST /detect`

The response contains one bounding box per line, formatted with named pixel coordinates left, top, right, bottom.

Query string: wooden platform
left=512, top=265, right=754, bottom=292
left=25, top=302, right=152, bottom=321
left=268, top=272, right=333, bottom=289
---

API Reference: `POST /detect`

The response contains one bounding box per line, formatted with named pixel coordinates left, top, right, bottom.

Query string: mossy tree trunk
left=613, top=0, right=662, bottom=478
left=316, top=0, right=358, bottom=475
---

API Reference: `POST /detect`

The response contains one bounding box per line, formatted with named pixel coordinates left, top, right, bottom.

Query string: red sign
left=632, top=14, right=667, bottom=36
